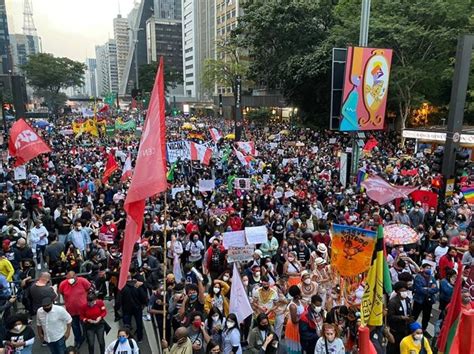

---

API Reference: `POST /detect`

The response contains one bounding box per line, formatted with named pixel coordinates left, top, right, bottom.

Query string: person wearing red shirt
left=438, top=247, right=459, bottom=279
left=450, top=231, right=470, bottom=255
left=98, top=217, right=118, bottom=244
left=58, top=271, right=91, bottom=348
left=227, top=212, right=243, bottom=231
left=186, top=218, right=199, bottom=234
left=80, top=293, right=108, bottom=354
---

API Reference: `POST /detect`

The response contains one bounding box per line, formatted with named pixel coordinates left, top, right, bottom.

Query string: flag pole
left=162, top=190, right=168, bottom=342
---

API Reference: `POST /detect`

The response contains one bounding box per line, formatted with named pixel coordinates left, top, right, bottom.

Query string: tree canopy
left=138, top=62, right=183, bottom=94
left=237, top=0, right=473, bottom=126
left=21, top=53, right=86, bottom=113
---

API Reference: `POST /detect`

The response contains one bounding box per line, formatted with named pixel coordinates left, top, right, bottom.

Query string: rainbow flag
left=461, top=187, right=474, bottom=205
left=357, top=169, right=368, bottom=191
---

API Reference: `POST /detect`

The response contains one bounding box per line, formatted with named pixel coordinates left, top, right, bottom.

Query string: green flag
left=167, top=162, right=177, bottom=182
left=227, top=174, right=236, bottom=193
left=115, top=119, right=136, bottom=131
left=221, top=145, right=232, bottom=164
left=104, top=92, right=115, bottom=106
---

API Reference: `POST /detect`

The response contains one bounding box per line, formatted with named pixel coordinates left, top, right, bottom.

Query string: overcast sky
left=6, top=0, right=137, bottom=62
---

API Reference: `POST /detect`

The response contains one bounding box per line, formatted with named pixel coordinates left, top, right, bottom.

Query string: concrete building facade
left=113, top=14, right=130, bottom=91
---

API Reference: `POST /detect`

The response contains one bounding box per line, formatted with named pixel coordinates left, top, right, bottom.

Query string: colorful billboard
left=340, top=46, right=393, bottom=131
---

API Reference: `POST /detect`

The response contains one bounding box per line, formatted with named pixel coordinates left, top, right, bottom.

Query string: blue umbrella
left=33, top=120, right=50, bottom=128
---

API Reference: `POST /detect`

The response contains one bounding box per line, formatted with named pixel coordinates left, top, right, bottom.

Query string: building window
left=186, top=81, right=194, bottom=85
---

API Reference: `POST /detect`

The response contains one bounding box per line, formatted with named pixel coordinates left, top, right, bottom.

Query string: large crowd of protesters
left=0, top=113, right=473, bottom=354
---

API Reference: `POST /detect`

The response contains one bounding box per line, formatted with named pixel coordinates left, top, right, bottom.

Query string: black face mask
left=258, top=323, right=268, bottom=331
left=43, top=306, right=52, bottom=313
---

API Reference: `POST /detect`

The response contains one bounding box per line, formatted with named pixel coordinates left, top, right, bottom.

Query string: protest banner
left=234, top=178, right=251, bottom=190
left=330, top=224, right=377, bottom=277
left=167, top=140, right=191, bottom=162
left=227, top=245, right=255, bottom=263
left=14, top=166, right=27, bottom=180
left=245, top=225, right=268, bottom=244
left=223, top=230, right=246, bottom=249
left=198, top=179, right=215, bottom=192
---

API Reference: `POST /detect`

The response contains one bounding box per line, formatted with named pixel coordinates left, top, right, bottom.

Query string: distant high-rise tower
left=22, top=0, right=37, bottom=36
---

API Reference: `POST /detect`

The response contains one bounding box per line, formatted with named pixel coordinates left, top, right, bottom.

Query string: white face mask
left=243, top=280, right=249, bottom=286
left=213, top=287, right=220, bottom=294
left=413, top=334, right=423, bottom=341
left=314, top=306, right=322, bottom=313
left=254, top=272, right=261, bottom=278
left=400, top=291, right=409, bottom=299
left=68, top=278, right=75, bottom=285
left=212, top=314, right=220, bottom=322
left=223, top=276, right=229, bottom=282
left=227, top=320, right=235, bottom=328
left=14, top=325, right=23, bottom=332
left=303, top=278, right=311, bottom=285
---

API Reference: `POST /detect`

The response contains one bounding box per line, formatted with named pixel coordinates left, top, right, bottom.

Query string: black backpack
left=112, top=338, right=135, bottom=353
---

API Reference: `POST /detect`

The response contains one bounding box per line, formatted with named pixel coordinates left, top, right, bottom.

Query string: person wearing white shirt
left=36, top=298, right=72, bottom=354
left=29, top=220, right=49, bottom=269
left=66, top=221, right=91, bottom=256
left=105, top=328, right=139, bottom=354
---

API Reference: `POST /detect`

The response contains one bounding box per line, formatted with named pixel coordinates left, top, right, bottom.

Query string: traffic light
left=455, top=149, right=470, bottom=175
left=432, top=147, right=444, bottom=172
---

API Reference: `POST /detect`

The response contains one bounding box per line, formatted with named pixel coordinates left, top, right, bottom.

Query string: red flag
left=363, top=137, right=378, bottom=152
left=411, top=190, right=438, bottom=210
left=98, top=104, right=109, bottom=113
left=437, top=263, right=463, bottom=353
left=358, top=326, right=377, bottom=354
left=450, top=311, right=474, bottom=354
left=118, top=57, right=167, bottom=290
left=8, top=118, right=52, bottom=166
left=102, top=153, right=119, bottom=184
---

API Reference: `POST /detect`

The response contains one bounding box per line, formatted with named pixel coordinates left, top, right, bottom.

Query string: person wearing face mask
left=399, top=322, right=432, bottom=354
left=222, top=313, right=242, bottom=354
left=66, top=221, right=91, bottom=258
left=450, top=230, right=470, bottom=255
left=247, top=313, right=272, bottom=354
left=185, top=232, right=205, bottom=266
left=29, top=219, right=49, bottom=270
left=186, top=312, right=211, bottom=354
left=98, top=216, right=117, bottom=244
left=438, top=246, right=459, bottom=279
left=283, top=251, right=302, bottom=287
left=299, top=270, right=319, bottom=306
left=36, top=297, right=72, bottom=354
left=394, top=207, right=411, bottom=226
left=260, top=232, right=279, bottom=259
left=439, top=269, right=457, bottom=313
left=387, top=281, right=413, bottom=354
left=105, top=328, right=140, bottom=354
left=462, top=241, right=474, bottom=266
left=204, top=280, right=230, bottom=316
left=412, top=263, right=438, bottom=336
left=4, top=314, right=35, bottom=354
left=299, top=294, right=325, bottom=354
left=314, top=323, right=345, bottom=354
left=434, top=237, right=449, bottom=264
left=58, top=271, right=91, bottom=349
left=205, top=307, right=226, bottom=347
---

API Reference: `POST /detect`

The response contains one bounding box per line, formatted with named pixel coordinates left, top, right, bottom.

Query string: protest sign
left=198, top=179, right=215, bottom=192
left=282, top=158, right=299, bottom=167
left=167, top=140, right=190, bottom=163
left=245, top=225, right=268, bottom=244
left=227, top=245, right=255, bottom=263
left=14, top=166, right=27, bottom=180
left=234, top=178, right=251, bottom=190
left=223, top=230, right=246, bottom=249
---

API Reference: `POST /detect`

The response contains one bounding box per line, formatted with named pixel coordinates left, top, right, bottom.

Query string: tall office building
left=120, top=0, right=154, bottom=95
left=113, top=14, right=130, bottom=90
left=146, top=18, right=182, bottom=74
left=9, top=33, right=40, bottom=73
left=181, top=0, right=214, bottom=100
left=0, top=0, right=11, bottom=74
left=84, top=58, right=98, bottom=97
left=215, top=0, right=241, bottom=96
left=95, top=40, right=119, bottom=96
left=154, top=0, right=181, bottom=20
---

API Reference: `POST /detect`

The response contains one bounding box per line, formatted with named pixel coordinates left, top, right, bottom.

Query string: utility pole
left=441, top=35, right=474, bottom=179
left=234, top=75, right=242, bottom=141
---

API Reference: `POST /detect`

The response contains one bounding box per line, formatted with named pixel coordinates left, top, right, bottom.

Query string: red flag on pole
left=101, top=153, right=119, bottom=184
left=358, top=326, right=377, bottom=354
left=118, top=57, right=167, bottom=290
left=8, top=118, right=52, bottom=166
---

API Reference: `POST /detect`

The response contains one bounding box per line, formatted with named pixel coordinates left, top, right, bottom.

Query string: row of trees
left=206, top=0, right=473, bottom=127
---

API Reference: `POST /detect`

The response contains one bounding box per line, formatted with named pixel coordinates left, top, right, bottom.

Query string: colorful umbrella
left=224, top=133, right=235, bottom=140
left=383, top=224, right=420, bottom=246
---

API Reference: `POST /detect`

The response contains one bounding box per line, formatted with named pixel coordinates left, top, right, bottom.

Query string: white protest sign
left=198, top=179, right=215, bottom=192
left=262, top=174, right=270, bottom=183
left=284, top=190, right=295, bottom=199
left=273, top=191, right=283, bottom=199
left=223, top=230, right=246, bottom=249
left=227, top=245, right=255, bottom=263
left=282, top=158, right=299, bottom=167
left=195, top=199, right=204, bottom=209
left=14, top=166, right=27, bottom=180
left=167, top=140, right=191, bottom=163
left=234, top=178, right=251, bottom=190
left=171, top=186, right=188, bottom=199
left=245, top=225, right=268, bottom=245
left=329, top=138, right=337, bottom=144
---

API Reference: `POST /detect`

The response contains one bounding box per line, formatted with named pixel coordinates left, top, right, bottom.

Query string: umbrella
left=279, top=129, right=290, bottom=135
left=190, top=117, right=197, bottom=121
left=224, top=133, right=235, bottom=140
left=383, top=224, right=420, bottom=246
left=33, top=120, right=50, bottom=128
left=268, top=134, right=276, bottom=140
left=181, top=123, right=195, bottom=130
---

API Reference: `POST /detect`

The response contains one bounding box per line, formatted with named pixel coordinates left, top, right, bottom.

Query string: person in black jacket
left=299, top=294, right=325, bottom=354
left=387, top=281, right=413, bottom=354
left=119, top=273, right=148, bottom=342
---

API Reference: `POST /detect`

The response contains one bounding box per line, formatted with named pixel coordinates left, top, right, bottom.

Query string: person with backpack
left=105, top=328, right=139, bottom=354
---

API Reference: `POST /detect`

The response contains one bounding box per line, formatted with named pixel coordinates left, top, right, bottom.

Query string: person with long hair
left=206, top=340, right=221, bottom=354
left=285, top=285, right=304, bottom=354
left=3, top=314, right=35, bottom=354
left=205, top=307, right=226, bottom=347
left=314, top=323, right=345, bottom=354
left=204, top=280, right=230, bottom=316
left=80, top=293, right=107, bottom=354
left=222, top=313, right=241, bottom=354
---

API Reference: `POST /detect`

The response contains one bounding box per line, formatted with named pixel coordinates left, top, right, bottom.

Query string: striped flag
left=190, top=142, right=213, bottom=165
left=209, top=128, right=223, bottom=142
left=234, top=148, right=253, bottom=167
left=120, top=154, right=133, bottom=182
left=461, top=186, right=474, bottom=205
left=360, top=224, right=392, bottom=326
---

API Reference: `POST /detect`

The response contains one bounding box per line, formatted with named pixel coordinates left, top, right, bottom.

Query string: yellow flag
left=360, top=225, right=384, bottom=326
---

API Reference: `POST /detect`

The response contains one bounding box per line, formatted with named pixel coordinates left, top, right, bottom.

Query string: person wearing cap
left=399, top=322, right=432, bottom=354
left=387, top=281, right=413, bottom=354
left=412, top=263, right=438, bottom=336
left=0, top=250, right=14, bottom=282
left=36, top=297, right=72, bottom=354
